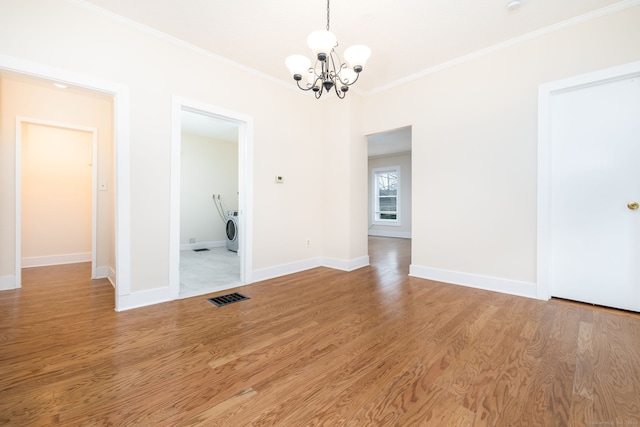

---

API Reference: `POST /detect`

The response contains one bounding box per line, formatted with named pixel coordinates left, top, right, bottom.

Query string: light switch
left=99, top=181, right=108, bottom=191
left=275, top=175, right=284, bottom=183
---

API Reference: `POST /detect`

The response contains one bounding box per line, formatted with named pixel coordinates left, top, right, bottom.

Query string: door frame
left=536, top=60, right=640, bottom=300
left=169, top=96, right=254, bottom=299
left=16, top=118, right=98, bottom=281
left=0, top=54, right=131, bottom=311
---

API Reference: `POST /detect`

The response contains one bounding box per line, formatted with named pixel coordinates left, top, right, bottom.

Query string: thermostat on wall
left=275, top=175, right=284, bottom=183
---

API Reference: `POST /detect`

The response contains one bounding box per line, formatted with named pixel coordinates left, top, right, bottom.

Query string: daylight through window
left=373, top=166, right=400, bottom=224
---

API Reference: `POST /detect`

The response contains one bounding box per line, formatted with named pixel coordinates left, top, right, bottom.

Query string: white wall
left=368, top=153, right=412, bottom=238
left=363, top=5, right=640, bottom=296
left=180, top=133, right=238, bottom=246
left=0, top=0, right=337, bottom=300
left=322, top=95, right=369, bottom=270
left=4, top=0, right=636, bottom=306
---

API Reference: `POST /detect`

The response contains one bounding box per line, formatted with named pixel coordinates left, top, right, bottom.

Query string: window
left=372, top=166, right=400, bottom=224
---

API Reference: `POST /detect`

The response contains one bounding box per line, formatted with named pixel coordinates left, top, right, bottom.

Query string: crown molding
left=365, top=0, right=640, bottom=96
left=67, top=0, right=640, bottom=99
left=67, top=0, right=297, bottom=93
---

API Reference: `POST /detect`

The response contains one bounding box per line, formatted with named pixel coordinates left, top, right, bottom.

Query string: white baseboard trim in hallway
left=95, top=266, right=109, bottom=279
left=0, top=275, right=16, bottom=290
left=22, top=252, right=91, bottom=268
left=252, top=258, right=323, bottom=283
left=180, top=240, right=226, bottom=251
left=322, top=256, right=370, bottom=272
left=409, top=265, right=538, bottom=300
left=116, top=287, right=172, bottom=312
left=368, top=230, right=411, bottom=239
left=252, top=255, right=372, bottom=283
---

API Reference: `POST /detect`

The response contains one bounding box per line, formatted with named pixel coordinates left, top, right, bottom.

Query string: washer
left=226, top=211, right=239, bottom=252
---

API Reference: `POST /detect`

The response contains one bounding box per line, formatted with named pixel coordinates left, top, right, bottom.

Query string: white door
left=549, top=74, right=640, bottom=311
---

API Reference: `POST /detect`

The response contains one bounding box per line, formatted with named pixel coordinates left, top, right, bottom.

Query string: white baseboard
left=115, top=286, right=172, bottom=312
left=409, top=264, right=538, bottom=300
left=252, top=258, right=323, bottom=283
left=252, top=255, right=371, bottom=283
left=95, top=266, right=109, bottom=279
left=2, top=267, right=109, bottom=290
left=107, top=266, right=116, bottom=288
left=368, top=230, right=412, bottom=239
left=22, top=252, right=91, bottom=268
left=322, top=256, right=370, bottom=272
left=0, top=275, right=17, bottom=291
left=113, top=254, right=370, bottom=310
left=180, top=240, right=226, bottom=251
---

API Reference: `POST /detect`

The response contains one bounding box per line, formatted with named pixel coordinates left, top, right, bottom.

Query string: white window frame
left=372, top=165, right=401, bottom=226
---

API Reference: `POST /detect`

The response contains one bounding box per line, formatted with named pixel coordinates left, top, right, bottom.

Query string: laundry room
left=179, top=110, right=240, bottom=298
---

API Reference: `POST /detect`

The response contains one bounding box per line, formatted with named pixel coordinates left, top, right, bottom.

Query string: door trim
left=537, top=60, right=640, bottom=300
left=15, top=118, right=98, bottom=282
left=0, top=53, right=131, bottom=311
left=169, top=96, right=254, bottom=299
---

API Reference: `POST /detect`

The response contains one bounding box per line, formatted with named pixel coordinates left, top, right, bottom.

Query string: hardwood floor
left=1, top=237, right=639, bottom=426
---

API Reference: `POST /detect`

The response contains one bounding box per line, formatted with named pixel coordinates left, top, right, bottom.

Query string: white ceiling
left=181, top=110, right=239, bottom=142
left=78, top=0, right=629, bottom=156
left=182, top=110, right=411, bottom=155
left=79, top=0, right=627, bottom=94
left=67, top=0, right=630, bottom=155
left=368, top=127, right=412, bottom=157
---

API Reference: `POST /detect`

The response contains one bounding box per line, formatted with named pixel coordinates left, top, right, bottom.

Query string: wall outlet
left=189, top=237, right=196, bottom=244
left=306, top=239, right=310, bottom=247
left=275, top=175, right=284, bottom=183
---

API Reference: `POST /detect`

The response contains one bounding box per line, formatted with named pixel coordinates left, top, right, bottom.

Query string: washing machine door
left=226, top=218, right=237, bottom=242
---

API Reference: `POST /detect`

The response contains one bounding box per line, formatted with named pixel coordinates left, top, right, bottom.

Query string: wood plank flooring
left=1, top=236, right=640, bottom=426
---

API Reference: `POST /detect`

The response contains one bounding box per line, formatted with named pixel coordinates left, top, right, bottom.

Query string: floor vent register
left=207, top=292, right=250, bottom=307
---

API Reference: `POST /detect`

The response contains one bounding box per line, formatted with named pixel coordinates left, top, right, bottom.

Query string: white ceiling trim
left=70, top=0, right=640, bottom=99
left=365, top=0, right=640, bottom=96
left=72, top=0, right=370, bottom=99
left=69, top=0, right=297, bottom=93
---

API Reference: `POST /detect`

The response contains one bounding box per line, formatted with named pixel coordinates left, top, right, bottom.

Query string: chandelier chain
left=326, top=0, right=330, bottom=31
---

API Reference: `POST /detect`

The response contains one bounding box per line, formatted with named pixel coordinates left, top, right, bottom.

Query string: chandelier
left=285, top=0, right=371, bottom=99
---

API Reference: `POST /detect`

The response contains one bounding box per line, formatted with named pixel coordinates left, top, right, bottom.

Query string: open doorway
left=0, top=57, right=129, bottom=311
left=366, top=126, right=412, bottom=273
left=169, top=97, right=254, bottom=300
left=1, top=69, right=117, bottom=294
left=178, top=110, right=241, bottom=298
left=19, top=120, right=97, bottom=277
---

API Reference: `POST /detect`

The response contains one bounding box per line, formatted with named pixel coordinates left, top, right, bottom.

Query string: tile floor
left=179, top=246, right=241, bottom=299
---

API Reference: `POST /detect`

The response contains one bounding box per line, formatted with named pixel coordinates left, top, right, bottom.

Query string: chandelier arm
left=329, top=50, right=356, bottom=86
left=327, top=51, right=340, bottom=81
left=295, top=80, right=315, bottom=92
left=343, top=70, right=361, bottom=86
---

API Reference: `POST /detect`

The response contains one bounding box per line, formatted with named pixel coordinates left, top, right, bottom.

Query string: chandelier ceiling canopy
left=285, top=0, right=371, bottom=99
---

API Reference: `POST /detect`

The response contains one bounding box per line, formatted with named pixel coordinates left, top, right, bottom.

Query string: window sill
left=372, top=221, right=402, bottom=227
